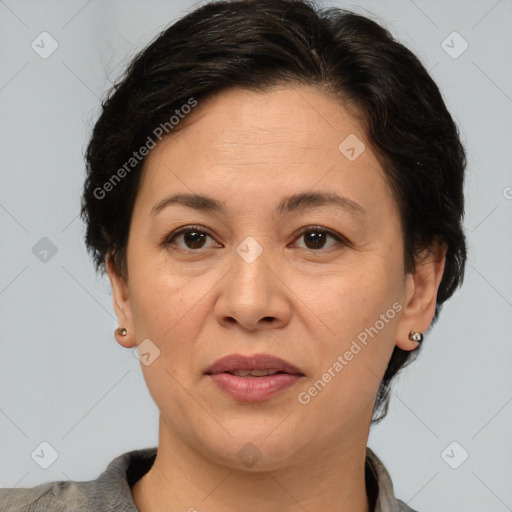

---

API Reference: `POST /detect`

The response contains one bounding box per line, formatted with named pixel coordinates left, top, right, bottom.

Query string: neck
left=132, top=416, right=372, bottom=512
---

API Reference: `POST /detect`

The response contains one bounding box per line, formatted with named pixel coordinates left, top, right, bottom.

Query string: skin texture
left=107, top=85, right=446, bottom=512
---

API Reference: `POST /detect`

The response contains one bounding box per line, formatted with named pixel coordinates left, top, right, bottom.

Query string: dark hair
left=81, top=0, right=466, bottom=423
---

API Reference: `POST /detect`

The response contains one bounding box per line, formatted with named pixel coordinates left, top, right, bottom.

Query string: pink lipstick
left=205, top=353, right=305, bottom=402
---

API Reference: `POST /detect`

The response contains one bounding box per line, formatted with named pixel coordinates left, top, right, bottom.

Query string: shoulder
left=0, top=480, right=76, bottom=512
left=397, top=498, right=421, bottom=512
left=0, top=447, right=157, bottom=512
left=365, top=447, right=422, bottom=512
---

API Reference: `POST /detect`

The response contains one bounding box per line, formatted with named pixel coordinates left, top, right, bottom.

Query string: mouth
left=222, top=369, right=293, bottom=377
left=205, top=353, right=305, bottom=402
left=205, top=353, right=305, bottom=377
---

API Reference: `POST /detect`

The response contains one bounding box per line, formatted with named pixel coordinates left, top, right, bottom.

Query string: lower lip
left=208, top=373, right=302, bottom=402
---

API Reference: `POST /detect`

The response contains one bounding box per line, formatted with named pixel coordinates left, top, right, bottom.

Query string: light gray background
left=1, top=0, right=511, bottom=510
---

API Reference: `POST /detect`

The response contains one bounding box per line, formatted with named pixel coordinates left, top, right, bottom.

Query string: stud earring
left=409, top=329, right=423, bottom=343
left=116, top=327, right=128, bottom=337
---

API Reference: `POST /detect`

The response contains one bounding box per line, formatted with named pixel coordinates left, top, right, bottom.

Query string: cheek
left=127, top=241, right=196, bottom=335
left=130, top=274, right=197, bottom=345
left=128, top=276, right=204, bottom=412
left=311, top=256, right=401, bottom=338
left=128, top=265, right=220, bottom=384
left=295, top=303, right=398, bottom=437
left=303, top=257, right=403, bottom=397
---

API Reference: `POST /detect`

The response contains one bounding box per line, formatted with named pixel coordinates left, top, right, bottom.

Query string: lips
left=205, top=353, right=305, bottom=377
left=205, top=353, right=305, bottom=402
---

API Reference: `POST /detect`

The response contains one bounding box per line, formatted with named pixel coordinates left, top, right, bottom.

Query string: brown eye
left=294, top=227, right=345, bottom=251
left=164, top=226, right=218, bottom=250
left=163, top=225, right=347, bottom=252
left=180, top=230, right=208, bottom=249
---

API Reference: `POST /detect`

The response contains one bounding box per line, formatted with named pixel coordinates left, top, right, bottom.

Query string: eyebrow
left=151, top=191, right=367, bottom=218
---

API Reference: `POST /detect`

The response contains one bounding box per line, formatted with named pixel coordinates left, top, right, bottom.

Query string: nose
left=214, top=239, right=292, bottom=332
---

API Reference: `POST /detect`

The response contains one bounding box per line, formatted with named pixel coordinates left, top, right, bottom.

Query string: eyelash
left=162, top=225, right=349, bottom=252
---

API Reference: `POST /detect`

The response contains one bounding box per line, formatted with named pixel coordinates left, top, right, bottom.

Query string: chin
left=204, top=429, right=310, bottom=472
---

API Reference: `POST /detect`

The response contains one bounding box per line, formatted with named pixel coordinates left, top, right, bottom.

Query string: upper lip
left=205, top=353, right=305, bottom=376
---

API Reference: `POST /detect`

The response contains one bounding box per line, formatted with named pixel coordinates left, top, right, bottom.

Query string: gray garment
left=0, top=446, right=419, bottom=511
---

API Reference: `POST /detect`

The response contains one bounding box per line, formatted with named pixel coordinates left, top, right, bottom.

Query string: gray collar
left=0, top=446, right=418, bottom=511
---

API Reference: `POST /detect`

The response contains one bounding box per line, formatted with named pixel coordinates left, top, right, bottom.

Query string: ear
left=396, top=241, right=447, bottom=351
left=106, top=254, right=136, bottom=348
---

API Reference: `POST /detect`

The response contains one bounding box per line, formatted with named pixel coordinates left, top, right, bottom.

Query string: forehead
left=136, top=85, right=394, bottom=218
left=151, top=86, right=364, bottom=158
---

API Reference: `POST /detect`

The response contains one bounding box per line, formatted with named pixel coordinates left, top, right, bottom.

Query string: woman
left=0, top=0, right=466, bottom=510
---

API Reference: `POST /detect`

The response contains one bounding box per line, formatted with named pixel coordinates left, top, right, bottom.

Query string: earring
left=409, top=329, right=423, bottom=343
left=116, top=327, right=128, bottom=337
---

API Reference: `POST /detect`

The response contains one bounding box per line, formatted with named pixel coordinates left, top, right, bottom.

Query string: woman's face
left=108, top=85, right=437, bottom=470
